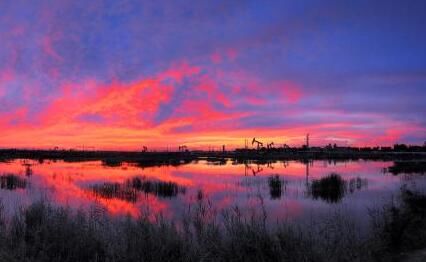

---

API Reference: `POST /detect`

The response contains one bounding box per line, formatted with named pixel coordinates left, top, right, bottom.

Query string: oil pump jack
left=178, top=145, right=188, bottom=152
left=267, top=142, right=274, bottom=150
left=142, top=146, right=148, bottom=152
left=252, top=137, right=263, bottom=150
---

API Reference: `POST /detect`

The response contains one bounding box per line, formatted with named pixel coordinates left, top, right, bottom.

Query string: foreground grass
left=0, top=189, right=424, bottom=262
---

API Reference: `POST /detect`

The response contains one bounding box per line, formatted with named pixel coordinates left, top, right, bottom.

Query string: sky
left=0, top=0, right=425, bottom=150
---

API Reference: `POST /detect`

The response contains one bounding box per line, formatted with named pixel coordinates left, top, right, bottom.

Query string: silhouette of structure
left=178, top=145, right=188, bottom=152
left=252, top=137, right=263, bottom=150
left=306, top=133, right=310, bottom=149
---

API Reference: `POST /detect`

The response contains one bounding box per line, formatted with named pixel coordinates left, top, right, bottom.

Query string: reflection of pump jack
left=23, top=161, right=33, bottom=177
left=305, top=160, right=313, bottom=186
left=244, top=163, right=264, bottom=176
left=282, top=161, right=289, bottom=168
left=266, top=161, right=274, bottom=169
left=252, top=165, right=263, bottom=176
left=305, top=162, right=309, bottom=186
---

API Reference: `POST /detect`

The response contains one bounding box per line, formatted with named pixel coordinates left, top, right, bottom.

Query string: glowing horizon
left=1, top=1, right=425, bottom=150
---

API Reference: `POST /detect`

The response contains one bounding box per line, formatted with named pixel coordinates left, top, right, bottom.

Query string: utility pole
left=306, top=133, right=310, bottom=149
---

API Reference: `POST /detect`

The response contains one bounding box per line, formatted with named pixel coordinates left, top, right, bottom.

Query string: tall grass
left=0, top=174, right=27, bottom=190
left=387, top=161, right=426, bottom=175
left=89, top=177, right=186, bottom=203
left=310, top=173, right=346, bottom=203
left=0, top=188, right=424, bottom=262
left=268, top=175, right=283, bottom=199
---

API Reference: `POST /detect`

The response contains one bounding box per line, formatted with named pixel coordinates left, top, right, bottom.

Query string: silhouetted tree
left=394, top=144, right=408, bottom=151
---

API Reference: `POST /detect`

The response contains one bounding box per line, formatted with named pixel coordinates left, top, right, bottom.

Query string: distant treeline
left=236, top=143, right=426, bottom=153
left=0, top=143, right=425, bottom=166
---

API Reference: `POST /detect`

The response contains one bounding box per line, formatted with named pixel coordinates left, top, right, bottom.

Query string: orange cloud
left=0, top=60, right=421, bottom=150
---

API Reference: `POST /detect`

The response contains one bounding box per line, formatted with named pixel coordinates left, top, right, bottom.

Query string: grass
left=89, top=177, right=186, bottom=202
left=268, top=175, right=283, bottom=199
left=129, top=177, right=186, bottom=198
left=369, top=188, right=426, bottom=260
left=0, top=174, right=27, bottom=190
left=0, top=199, right=366, bottom=262
left=310, top=173, right=346, bottom=203
left=90, top=183, right=138, bottom=203
left=0, top=188, right=424, bottom=261
left=387, top=161, right=426, bottom=175
left=309, top=174, right=368, bottom=203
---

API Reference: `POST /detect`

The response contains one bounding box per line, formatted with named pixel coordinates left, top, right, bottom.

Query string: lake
left=0, top=158, right=424, bottom=228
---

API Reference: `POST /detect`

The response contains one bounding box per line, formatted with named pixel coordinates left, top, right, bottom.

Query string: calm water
left=0, top=159, right=424, bottom=226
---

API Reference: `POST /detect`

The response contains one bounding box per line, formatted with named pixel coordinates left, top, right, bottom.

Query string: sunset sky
left=1, top=0, right=425, bottom=150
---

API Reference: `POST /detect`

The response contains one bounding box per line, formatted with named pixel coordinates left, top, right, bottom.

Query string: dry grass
left=0, top=188, right=424, bottom=262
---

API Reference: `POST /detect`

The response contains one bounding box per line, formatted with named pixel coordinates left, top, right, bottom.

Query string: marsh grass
left=128, top=177, right=186, bottom=198
left=268, top=175, right=283, bottom=199
left=89, top=177, right=186, bottom=203
left=0, top=174, right=27, bottom=190
left=368, top=188, right=426, bottom=260
left=310, top=173, right=346, bottom=203
left=387, top=161, right=426, bottom=175
left=0, top=188, right=424, bottom=262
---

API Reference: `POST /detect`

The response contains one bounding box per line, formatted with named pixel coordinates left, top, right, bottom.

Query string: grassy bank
left=1, top=149, right=426, bottom=168
left=0, top=189, right=424, bottom=262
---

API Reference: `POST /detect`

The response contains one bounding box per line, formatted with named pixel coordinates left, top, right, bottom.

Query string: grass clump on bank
left=387, top=161, right=426, bottom=175
left=268, top=175, right=283, bottom=199
left=89, top=177, right=186, bottom=203
left=310, top=173, right=346, bottom=203
left=0, top=174, right=27, bottom=190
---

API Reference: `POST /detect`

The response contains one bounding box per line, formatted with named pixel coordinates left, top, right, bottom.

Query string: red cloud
left=0, top=60, right=421, bottom=150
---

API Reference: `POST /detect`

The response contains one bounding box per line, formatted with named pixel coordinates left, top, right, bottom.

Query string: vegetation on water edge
left=309, top=173, right=368, bottom=203
left=387, top=161, right=426, bottom=175
left=0, top=188, right=424, bottom=262
left=310, top=173, right=346, bottom=203
left=268, top=175, right=284, bottom=199
left=89, top=177, right=186, bottom=202
left=0, top=174, right=27, bottom=190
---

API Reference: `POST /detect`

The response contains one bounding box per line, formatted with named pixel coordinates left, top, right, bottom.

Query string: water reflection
left=348, top=177, right=368, bottom=193
left=0, top=159, right=423, bottom=222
